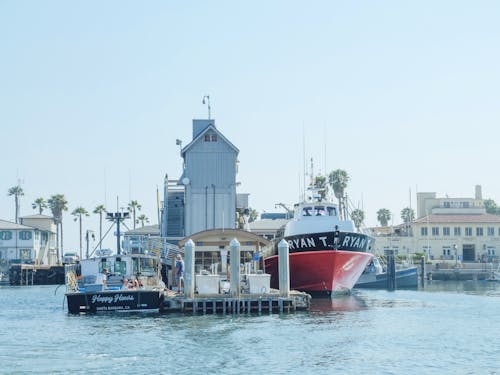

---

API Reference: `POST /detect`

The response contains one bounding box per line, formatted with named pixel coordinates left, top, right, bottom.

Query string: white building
left=374, top=186, right=500, bottom=262
left=0, top=215, right=57, bottom=267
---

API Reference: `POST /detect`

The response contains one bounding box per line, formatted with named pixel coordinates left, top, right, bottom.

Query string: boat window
left=302, top=207, right=313, bottom=216
left=314, top=206, right=326, bottom=216
left=326, top=206, right=337, bottom=216
left=114, top=261, right=127, bottom=276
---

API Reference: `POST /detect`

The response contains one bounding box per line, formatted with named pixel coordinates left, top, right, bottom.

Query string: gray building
left=177, top=119, right=239, bottom=236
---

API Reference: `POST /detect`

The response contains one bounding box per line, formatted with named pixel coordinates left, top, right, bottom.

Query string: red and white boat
left=264, top=198, right=374, bottom=296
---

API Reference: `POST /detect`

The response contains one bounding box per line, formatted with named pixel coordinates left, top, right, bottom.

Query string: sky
left=1, top=1, right=500, bottom=253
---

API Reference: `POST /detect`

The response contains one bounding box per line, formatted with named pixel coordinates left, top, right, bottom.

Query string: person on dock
left=96, top=268, right=108, bottom=289
left=175, top=254, right=184, bottom=294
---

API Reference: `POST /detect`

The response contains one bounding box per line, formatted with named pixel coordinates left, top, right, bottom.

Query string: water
left=1, top=281, right=499, bottom=374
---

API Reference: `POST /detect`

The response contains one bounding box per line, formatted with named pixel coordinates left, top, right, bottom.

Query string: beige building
left=374, top=186, right=500, bottom=262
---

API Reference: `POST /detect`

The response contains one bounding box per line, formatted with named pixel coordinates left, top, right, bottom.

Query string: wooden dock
left=160, top=290, right=311, bottom=315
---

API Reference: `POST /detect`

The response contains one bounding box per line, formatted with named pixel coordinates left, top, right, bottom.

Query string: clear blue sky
left=1, top=1, right=499, bottom=252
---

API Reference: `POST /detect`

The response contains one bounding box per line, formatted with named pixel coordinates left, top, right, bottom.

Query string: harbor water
left=1, top=281, right=499, bottom=374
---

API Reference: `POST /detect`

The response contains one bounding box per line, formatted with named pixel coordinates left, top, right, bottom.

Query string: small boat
left=354, top=257, right=418, bottom=289
left=65, top=253, right=166, bottom=314
left=486, top=264, right=500, bottom=282
left=264, top=194, right=374, bottom=296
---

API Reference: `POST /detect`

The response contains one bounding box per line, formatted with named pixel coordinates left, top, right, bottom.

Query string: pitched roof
left=0, top=219, right=34, bottom=230
left=414, top=213, right=500, bottom=224
left=181, top=123, right=239, bottom=156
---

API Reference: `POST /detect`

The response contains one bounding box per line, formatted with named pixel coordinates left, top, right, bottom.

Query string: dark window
left=476, top=227, right=483, bottom=236
left=0, top=231, right=12, bottom=240
left=19, top=231, right=32, bottom=240
left=432, top=227, right=439, bottom=236
left=454, top=227, right=461, bottom=236
left=465, top=227, right=472, bottom=236
left=421, top=227, right=428, bottom=236
left=443, top=227, right=450, bottom=236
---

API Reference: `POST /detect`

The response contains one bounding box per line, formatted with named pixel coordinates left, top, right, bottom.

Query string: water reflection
left=424, top=279, right=500, bottom=297
left=309, top=294, right=368, bottom=314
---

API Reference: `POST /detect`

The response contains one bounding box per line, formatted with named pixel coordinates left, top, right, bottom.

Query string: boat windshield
left=302, top=206, right=337, bottom=217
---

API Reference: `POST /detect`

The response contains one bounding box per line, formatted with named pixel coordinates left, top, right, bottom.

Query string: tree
left=484, top=199, right=498, bottom=215
left=400, top=207, right=415, bottom=235
left=128, top=200, right=142, bottom=230
left=136, top=214, right=149, bottom=227
left=8, top=185, right=24, bottom=224
left=32, top=197, right=48, bottom=215
left=400, top=207, right=415, bottom=223
left=48, top=194, right=68, bottom=262
left=376, top=208, right=392, bottom=227
left=93, top=204, right=106, bottom=250
left=328, top=169, right=349, bottom=219
left=351, top=209, right=365, bottom=231
left=72, top=207, right=89, bottom=259
left=314, top=176, right=328, bottom=201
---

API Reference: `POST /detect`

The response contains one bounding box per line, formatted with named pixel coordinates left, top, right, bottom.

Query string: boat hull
left=354, top=266, right=419, bottom=289
left=66, top=289, right=163, bottom=314
left=264, top=250, right=373, bottom=296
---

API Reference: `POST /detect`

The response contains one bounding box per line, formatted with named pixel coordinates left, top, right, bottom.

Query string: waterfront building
left=176, top=119, right=240, bottom=236
left=124, top=117, right=249, bottom=254
left=373, top=185, right=500, bottom=263
left=0, top=215, right=57, bottom=268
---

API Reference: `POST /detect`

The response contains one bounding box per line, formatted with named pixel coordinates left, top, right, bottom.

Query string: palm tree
left=136, top=214, right=149, bottom=227
left=400, top=207, right=415, bottom=235
left=8, top=185, right=24, bottom=223
left=93, top=204, right=106, bottom=250
left=32, top=197, right=48, bottom=215
left=376, top=208, right=392, bottom=227
left=351, top=209, right=365, bottom=231
left=48, top=194, right=68, bottom=262
left=72, top=207, right=89, bottom=259
left=314, top=176, right=328, bottom=201
left=328, top=169, right=349, bottom=219
left=128, top=200, right=142, bottom=230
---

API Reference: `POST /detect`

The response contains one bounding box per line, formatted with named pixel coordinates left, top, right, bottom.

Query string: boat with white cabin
left=264, top=192, right=374, bottom=296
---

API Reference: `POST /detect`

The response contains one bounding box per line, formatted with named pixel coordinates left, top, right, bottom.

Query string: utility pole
left=106, top=212, right=130, bottom=255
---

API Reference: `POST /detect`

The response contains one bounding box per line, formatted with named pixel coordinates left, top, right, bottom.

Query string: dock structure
left=160, top=291, right=311, bottom=315
left=160, top=237, right=310, bottom=315
left=9, top=264, right=65, bottom=285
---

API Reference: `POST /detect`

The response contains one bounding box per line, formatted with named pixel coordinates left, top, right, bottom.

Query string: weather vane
left=202, top=95, right=211, bottom=119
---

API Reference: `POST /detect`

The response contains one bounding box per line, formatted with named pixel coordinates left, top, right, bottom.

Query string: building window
left=0, top=231, right=12, bottom=240
left=443, top=227, right=450, bottom=236
left=20, top=249, right=31, bottom=260
left=19, top=231, right=32, bottom=240
left=465, top=227, right=472, bottom=236
left=432, top=227, right=439, bottom=236
left=454, top=227, right=461, bottom=236
left=421, top=227, right=428, bottom=236
left=476, top=227, right=483, bottom=236
left=204, top=133, right=217, bottom=142
left=487, top=227, right=495, bottom=236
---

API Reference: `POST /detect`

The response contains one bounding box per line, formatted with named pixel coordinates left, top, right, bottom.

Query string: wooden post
left=184, top=239, right=195, bottom=298
left=387, top=250, right=396, bottom=290
left=278, top=239, right=290, bottom=297
left=230, top=238, right=241, bottom=297
left=420, top=256, right=425, bottom=287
